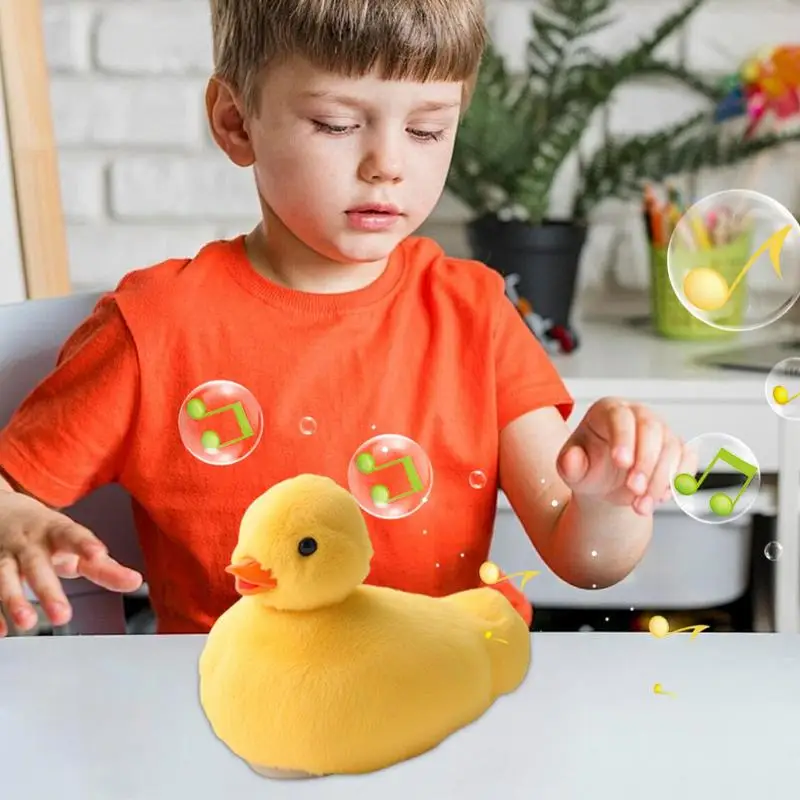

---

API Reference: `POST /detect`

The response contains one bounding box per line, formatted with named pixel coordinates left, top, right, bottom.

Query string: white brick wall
left=41, top=0, right=800, bottom=292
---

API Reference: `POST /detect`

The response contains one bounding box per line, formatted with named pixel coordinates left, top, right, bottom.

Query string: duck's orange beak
left=225, top=558, right=278, bottom=595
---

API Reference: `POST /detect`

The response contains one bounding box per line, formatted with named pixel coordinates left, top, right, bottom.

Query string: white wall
left=41, top=0, right=800, bottom=294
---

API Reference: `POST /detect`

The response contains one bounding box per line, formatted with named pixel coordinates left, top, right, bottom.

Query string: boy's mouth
left=347, top=203, right=401, bottom=215
left=345, top=203, right=402, bottom=231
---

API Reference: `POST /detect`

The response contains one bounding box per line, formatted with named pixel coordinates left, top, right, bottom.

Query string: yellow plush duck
left=198, top=474, right=531, bottom=778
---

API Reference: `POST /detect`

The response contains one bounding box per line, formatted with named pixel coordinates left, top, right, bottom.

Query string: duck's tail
left=445, top=588, right=531, bottom=697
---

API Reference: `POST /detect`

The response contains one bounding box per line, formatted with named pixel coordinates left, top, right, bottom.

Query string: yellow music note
left=773, top=385, right=800, bottom=405
left=672, top=447, right=758, bottom=516
left=484, top=630, right=508, bottom=644
left=354, top=452, right=423, bottom=506
left=185, top=398, right=254, bottom=451
left=653, top=683, right=674, bottom=696
left=479, top=560, right=540, bottom=589
left=648, top=615, right=708, bottom=639
left=683, top=223, right=792, bottom=313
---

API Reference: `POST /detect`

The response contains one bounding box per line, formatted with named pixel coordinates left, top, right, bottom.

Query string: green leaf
left=446, top=0, right=790, bottom=222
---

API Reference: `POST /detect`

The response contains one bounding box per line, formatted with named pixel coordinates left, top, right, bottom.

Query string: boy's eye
left=310, top=120, right=445, bottom=142
left=408, top=128, right=445, bottom=143
left=311, top=120, right=356, bottom=135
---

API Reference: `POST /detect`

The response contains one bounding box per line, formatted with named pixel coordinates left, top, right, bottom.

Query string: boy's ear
left=206, top=77, right=255, bottom=167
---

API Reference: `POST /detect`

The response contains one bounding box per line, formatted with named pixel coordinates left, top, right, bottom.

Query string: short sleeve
left=0, top=295, right=139, bottom=507
left=492, top=275, right=574, bottom=430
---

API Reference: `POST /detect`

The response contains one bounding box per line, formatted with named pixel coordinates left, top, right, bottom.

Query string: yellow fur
left=198, top=474, right=531, bottom=775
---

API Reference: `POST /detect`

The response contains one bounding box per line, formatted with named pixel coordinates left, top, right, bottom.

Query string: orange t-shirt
left=0, top=235, right=572, bottom=633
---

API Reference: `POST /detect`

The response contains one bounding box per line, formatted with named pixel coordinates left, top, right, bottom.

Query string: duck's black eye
left=298, top=537, right=317, bottom=556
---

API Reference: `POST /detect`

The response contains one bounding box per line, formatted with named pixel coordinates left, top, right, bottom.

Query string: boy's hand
left=0, top=492, right=143, bottom=636
left=556, top=397, right=694, bottom=516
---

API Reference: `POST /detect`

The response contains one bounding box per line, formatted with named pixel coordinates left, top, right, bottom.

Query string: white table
left=552, top=316, right=800, bottom=632
left=2, top=633, right=799, bottom=799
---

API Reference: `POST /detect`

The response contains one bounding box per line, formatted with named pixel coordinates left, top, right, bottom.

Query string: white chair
left=0, top=293, right=146, bottom=635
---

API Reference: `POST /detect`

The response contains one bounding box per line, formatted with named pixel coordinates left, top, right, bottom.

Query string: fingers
left=51, top=551, right=81, bottom=579
left=48, top=519, right=108, bottom=561
left=556, top=444, right=589, bottom=485
left=49, top=519, right=142, bottom=591
left=603, top=402, right=637, bottom=469
left=76, top=554, right=143, bottom=593
left=626, top=412, right=665, bottom=514
left=642, top=435, right=683, bottom=514
left=16, top=547, right=72, bottom=627
left=0, top=554, right=38, bottom=633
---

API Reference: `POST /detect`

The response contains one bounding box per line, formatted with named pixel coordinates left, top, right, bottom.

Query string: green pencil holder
left=649, top=233, right=751, bottom=340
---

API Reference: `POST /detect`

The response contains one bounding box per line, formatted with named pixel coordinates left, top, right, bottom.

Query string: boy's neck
left=244, top=223, right=389, bottom=295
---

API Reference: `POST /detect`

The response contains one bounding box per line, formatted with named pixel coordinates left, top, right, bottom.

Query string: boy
left=0, top=0, right=690, bottom=637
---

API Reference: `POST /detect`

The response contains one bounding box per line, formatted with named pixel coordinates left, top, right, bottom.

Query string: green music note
left=355, top=452, right=423, bottom=506
left=673, top=447, right=758, bottom=516
left=185, top=398, right=254, bottom=451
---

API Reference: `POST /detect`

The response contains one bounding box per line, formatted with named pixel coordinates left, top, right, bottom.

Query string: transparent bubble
left=347, top=434, right=433, bottom=519
left=670, top=432, right=760, bottom=524
left=178, top=380, right=263, bottom=465
left=299, top=416, right=317, bottom=435
left=469, top=470, right=487, bottom=489
left=764, top=541, right=783, bottom=561
left=765, top=358, right=800, bottom=420
left=667, top=189, right=800, bottom=331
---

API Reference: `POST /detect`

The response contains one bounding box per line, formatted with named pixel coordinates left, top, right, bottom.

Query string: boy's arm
left=0, top=297, right=144, bottom=633
left=499, top=406, right=654, bottom=589
left=488, top=271, right=691, bottom=589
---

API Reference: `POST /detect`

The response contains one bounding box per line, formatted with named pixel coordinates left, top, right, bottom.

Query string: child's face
left=245, top=57, right=463, bottom=266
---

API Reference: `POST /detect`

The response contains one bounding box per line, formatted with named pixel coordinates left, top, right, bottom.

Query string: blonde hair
left=210, top=0, right=486, bottom=115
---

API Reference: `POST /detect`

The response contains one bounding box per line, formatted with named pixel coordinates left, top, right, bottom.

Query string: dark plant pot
left=467, top=215, right=587, bottom=329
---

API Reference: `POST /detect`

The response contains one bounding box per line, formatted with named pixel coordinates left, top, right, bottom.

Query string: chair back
left=0, top=293, right=144, bottom=634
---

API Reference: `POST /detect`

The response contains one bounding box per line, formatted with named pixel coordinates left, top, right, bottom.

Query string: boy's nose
left=358, top=151, right=403, bottom=184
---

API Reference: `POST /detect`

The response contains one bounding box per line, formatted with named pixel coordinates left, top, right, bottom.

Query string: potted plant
left=447, top=0, right=800, bottom=338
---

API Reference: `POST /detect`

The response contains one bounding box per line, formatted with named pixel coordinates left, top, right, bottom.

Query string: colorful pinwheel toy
left=715, top=45, right=800, bottom=136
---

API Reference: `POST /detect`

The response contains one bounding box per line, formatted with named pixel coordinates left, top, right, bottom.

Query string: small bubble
left=178, top=380, right=263, bottom=465
left=469, top=470, right=487, bottom=489
left=348, top=434, right=433, bottom=519
left=299, top=416, right=317, bottom=435
left=591, top=550, right=598, bottom=557
left=591, top=584, right=598, bottom=589
left=370, top=424, right=377, bottom=430
left=540, top=478, right=546, bottom=484
left=459, top=552, right=465, bottom=557
left=551, top=499, right=559, bottom=507
left=765, top=541, right=783, bottom=561
left=422, top=529, right=428, bottom=535
left=435, top=562, right=440, bottom=568
left=604, top=617, right=610, bottom=623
